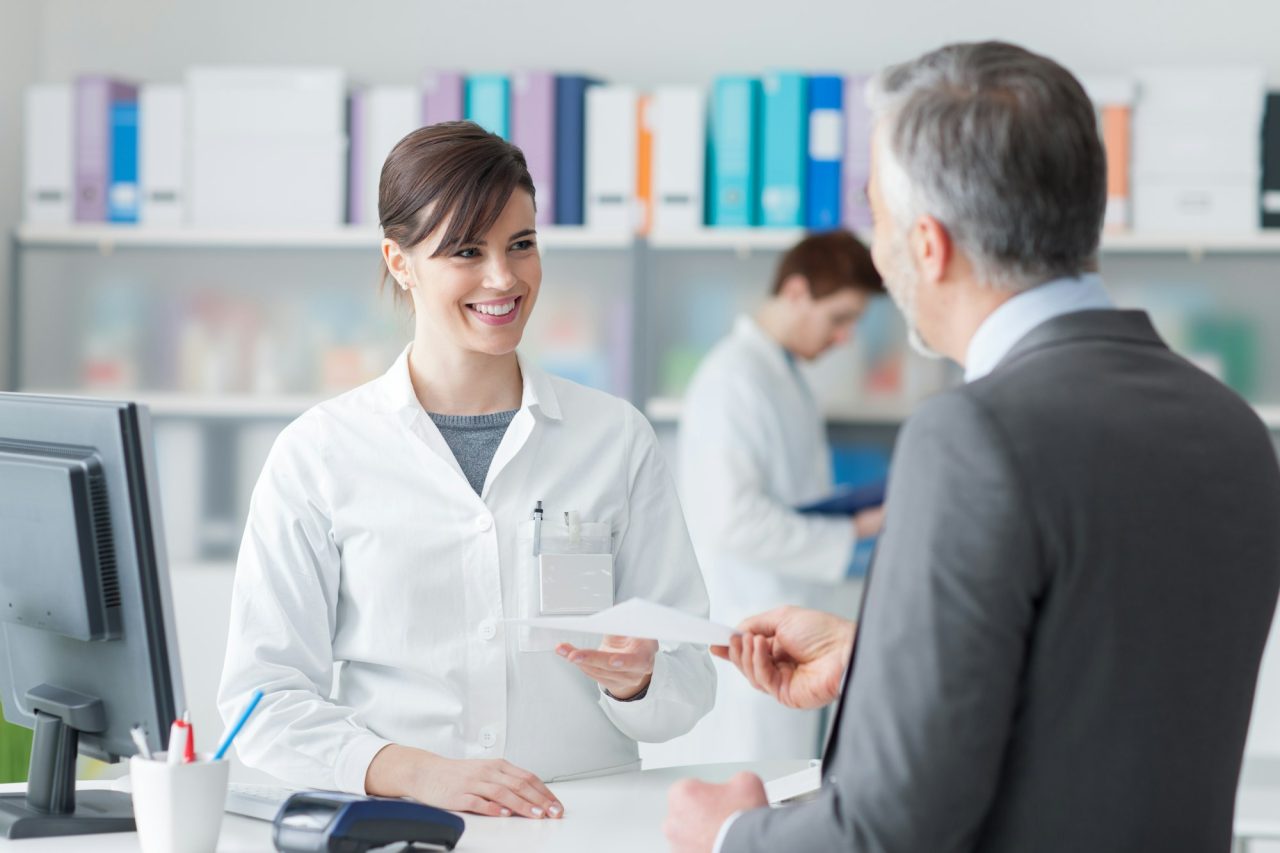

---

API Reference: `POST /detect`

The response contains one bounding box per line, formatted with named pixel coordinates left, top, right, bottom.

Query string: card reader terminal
left=272, top=791, right=465, bottom=853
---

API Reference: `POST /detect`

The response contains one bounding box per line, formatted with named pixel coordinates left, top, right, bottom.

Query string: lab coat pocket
left=515, top=517, right=613, bottom=653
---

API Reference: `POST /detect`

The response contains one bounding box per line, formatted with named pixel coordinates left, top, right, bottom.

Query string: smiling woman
left=216, top=121, right=716, bottom=823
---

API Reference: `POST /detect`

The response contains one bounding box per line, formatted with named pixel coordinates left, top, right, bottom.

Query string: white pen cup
left=129, top=753, right=229, bottom=853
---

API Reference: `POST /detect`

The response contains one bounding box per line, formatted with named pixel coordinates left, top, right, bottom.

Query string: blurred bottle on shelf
left=81, top=280, right=144, bottom=391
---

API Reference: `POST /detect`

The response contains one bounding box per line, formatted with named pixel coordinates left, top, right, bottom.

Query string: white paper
left=765, top=761, right=823, bottom=805
left=506, top=598, right=738, bottom=646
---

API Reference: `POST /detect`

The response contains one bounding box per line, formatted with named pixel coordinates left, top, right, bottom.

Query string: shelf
left=168, top=559, right=236, bottom=573
left=13, top=224, right=635, bottom=251
left=1256, top=405, right=1280, bottom=430
left=132, top=393, right=321, bottom=419
left=141, top=393, right=323, bottom=418
left=537, top=227, right=636, bottom=250
left=647, top=229, right=1280, bottom=255
left=18, top=387, right=1278, bottom=428
left=18, top=389, right=321, bottom=419
left=644, top=397, right=686, bottom=422
left=646, top=396, right=915, bottom=425
left=650, top=397, right=1280, bottom=430
left=17, top=223, right=1280, bottom=255
left=647, top=227, right=809, bottom=253
left=1098, top=232, right=1280, bottom=255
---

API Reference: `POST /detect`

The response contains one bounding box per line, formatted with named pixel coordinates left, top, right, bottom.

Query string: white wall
left=25, top=0, right=1280, bottom=87
left=0, top=0, right=41, bottom=389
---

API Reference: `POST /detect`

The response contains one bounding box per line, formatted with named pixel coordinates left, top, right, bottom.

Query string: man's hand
left=664, top=772, right=767, bottom=853
left=556, top=635, right=658, bottom=700
left=854, top=506, right=885, bottom=540
left=711, top=606, right=855, bottom=710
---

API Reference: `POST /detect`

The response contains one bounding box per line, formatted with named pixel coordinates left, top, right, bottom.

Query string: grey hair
left=866, top=42, right=1107, bottom=291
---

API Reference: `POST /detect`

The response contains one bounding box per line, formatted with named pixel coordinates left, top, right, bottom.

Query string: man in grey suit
left=665, top=41, right=1280, bottom=853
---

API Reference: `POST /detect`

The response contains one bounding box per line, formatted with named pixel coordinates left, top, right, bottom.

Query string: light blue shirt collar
left=964, top=274, right=1113, bottom=383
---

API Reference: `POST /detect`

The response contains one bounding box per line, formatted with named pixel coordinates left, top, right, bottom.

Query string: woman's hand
left=556, top=635, right=658, bottom=700
left=365, top=744, right=563, bottom=819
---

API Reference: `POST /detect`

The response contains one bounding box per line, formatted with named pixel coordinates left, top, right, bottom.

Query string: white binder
left=23, top=85, right=74, bottom=225
left=355, top=86, right=419, bottom=227
left=139, top=84, right=186, bottom=226
left=585, top=85, right=638, bottom=232
left=186, top=66, right=346, bottom=138
left=1131, top=66, right=1265, bottom=234
left=186, top=67, right=347, bottom=228
left=650, top=86, right=705, bottom=234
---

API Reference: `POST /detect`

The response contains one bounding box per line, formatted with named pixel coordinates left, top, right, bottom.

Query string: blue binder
left=465, top=74, right=510, bottom=140
left=795, top=480, right=885, bottom=516
left=107, top=100, right=139, bottom=223
left=761, top=71, right=807, bottom=227
left=708, top=76, right=761, bottom=227
left=806, top=75, right=844, bottom=229
left=554, top=75, right=600, bottom=226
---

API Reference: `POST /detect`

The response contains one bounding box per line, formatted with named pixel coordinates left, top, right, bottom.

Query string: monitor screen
left=0, top=393, right=185, bottom=838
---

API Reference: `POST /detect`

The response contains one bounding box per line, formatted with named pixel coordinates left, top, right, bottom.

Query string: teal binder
left=760, top=71, right=807, bottom=227
left=708, top=76, right=762, bottom=227
left=465, top=74, right=510, bottom=140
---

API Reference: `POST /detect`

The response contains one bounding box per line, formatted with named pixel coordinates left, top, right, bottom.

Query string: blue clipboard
left=796, top=481, right=886, bottom=516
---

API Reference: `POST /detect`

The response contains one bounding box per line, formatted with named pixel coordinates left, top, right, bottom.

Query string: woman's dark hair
left=770, top=230, right=885, bottom=298
left=378, top=121, right=536, bottom=306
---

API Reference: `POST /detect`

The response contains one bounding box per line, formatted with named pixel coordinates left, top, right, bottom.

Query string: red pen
left=181, top=711, right=196, bottom=764
left=166, top=719, right=186, bottom=765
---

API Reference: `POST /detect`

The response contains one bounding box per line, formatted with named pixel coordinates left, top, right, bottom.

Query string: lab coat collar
left=732, top=314, right=817, bottom=398
left=733, top=315, right=794, bottom=377
left=516, top=351, right=564, bottom=422
left=373, top=344, right=563, bottom=422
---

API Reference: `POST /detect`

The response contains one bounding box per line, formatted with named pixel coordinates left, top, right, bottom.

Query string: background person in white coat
left=217, top=122, right=715, bottom=821
left=645, top=232, right=886, bottom=767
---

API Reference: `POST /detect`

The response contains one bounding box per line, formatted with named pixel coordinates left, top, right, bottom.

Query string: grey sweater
left=426, top=409, right=519, bottom=495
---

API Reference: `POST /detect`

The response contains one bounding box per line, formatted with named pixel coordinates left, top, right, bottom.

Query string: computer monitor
left=0, top=393, right=184, bottom=838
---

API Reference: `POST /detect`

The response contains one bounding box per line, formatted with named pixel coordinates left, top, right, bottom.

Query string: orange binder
left=636, top=95, right=654, bottom=235
left=1101, top=105, right=1131, bottom=232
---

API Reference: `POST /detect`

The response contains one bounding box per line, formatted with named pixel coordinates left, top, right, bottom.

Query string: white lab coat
left=641, top=315, right=860, bottom=768
left=217, top=347, right=715, bottom=794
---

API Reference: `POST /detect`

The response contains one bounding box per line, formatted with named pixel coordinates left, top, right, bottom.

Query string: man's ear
left=778, top=274, right=812, bottom=303
left=913, top=214, right=954, bottom=285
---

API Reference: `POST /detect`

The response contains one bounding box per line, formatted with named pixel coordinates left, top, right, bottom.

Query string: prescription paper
left=506, top=598, right=738, bottom=646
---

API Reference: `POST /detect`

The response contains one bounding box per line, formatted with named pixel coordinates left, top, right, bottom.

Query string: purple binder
left=511, top=71, right=556, bottom=226
left=843, top=74, right=873, bottom=233
left=75, top=76, right=138, bottom=222
left=421, top=71, right=464, bottom=127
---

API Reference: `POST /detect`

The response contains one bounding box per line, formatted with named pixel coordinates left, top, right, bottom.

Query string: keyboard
left=224, top=783, right=305, bottom=821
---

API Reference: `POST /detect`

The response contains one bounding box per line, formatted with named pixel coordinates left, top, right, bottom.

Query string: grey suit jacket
left=725, top=310, right=1280, bottom=853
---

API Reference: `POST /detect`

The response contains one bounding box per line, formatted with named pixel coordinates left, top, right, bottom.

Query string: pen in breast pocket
left=532, top=500, right=543, bottom=557
left=565, top=510, right=581, bottom=544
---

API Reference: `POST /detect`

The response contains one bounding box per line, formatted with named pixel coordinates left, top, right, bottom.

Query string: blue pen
left=213, top=689, right=264, bottom=761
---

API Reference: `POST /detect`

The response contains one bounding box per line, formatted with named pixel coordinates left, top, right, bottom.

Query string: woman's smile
left=466, top=295, right=523, bottom=326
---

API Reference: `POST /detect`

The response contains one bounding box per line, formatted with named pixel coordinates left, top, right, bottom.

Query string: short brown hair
left=378, top=121, right=536, bottom=304
left=770, top=230, right=884, bottom=298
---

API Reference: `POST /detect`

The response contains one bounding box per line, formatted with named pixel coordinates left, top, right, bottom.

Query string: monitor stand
left=0, top=684, right=135, bottom=838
